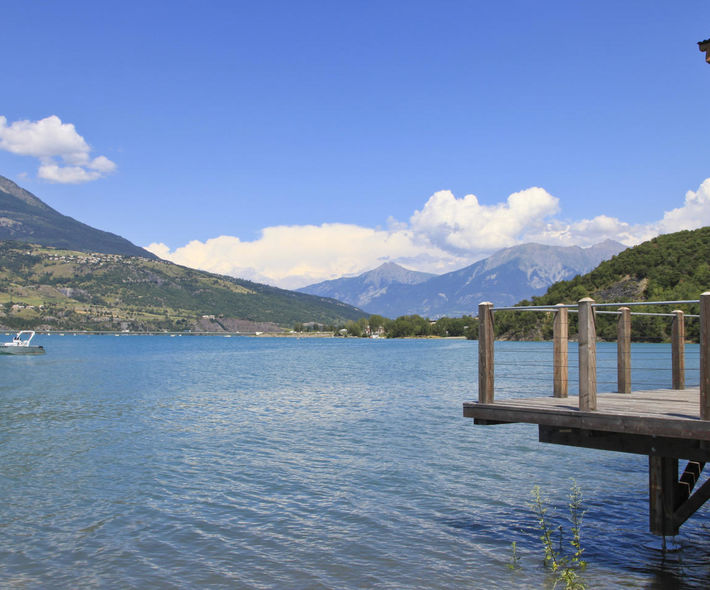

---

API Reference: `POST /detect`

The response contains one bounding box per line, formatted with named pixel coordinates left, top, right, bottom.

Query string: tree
left=345, top=320, right=363, bottom=337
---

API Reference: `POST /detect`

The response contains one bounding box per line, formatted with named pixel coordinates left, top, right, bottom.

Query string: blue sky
left=1, top=1, right=710, bottom=287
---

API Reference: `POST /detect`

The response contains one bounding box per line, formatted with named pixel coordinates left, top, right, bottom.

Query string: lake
left=1, top=335, right=708, bottom=588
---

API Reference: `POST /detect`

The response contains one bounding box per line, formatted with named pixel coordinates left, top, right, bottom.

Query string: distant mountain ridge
left=298, top=261, right=435, bottom=310
left=300, top=240, right=625, bottom=318
left=0, top=174, right=156, bottom=259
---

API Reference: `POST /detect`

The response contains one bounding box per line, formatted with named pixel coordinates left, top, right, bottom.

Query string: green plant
left=529, top=481, right=587, bottom=589
left=507, top=541, right=521, bottom=570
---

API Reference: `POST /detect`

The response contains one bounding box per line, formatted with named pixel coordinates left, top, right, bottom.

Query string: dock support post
left=578, top=297, right=597, bottom=411
left=478, top=302, right=494, bottom=404
left=672, top=310, right=685, bottom=390
left=617, top=307, right=631, bottom=393
left=701, top=293, right=710, bottom=419
left=553, top=304, right=568, bottom=398
left=649, top=456, right=679, bottom=536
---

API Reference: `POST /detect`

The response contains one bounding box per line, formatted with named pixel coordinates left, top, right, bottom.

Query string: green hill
left=493, top=227, right=710, bottom=341
left=0, top=175, right=157, bottom=259
left=0, top=241, right=366, bottom=332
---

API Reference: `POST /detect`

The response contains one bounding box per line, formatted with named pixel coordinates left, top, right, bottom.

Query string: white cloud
left=88, top=155, right=117, bottom=173
left=146, top=223, right=469, bottom=290
left=525, top=215, right=656, bottom=248
left=659, top=178, right=710, bottom=233
left=38, top=163, right=102, bottom=183
left=409, top=187, right=560, bottom=252
left=524, top=178, right=710, bottom=249
left=147, top=178, right=710, bottom=289
left=0, top=115, right=116, bottom=183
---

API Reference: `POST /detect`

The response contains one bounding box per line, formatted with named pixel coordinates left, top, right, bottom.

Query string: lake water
left=1, top=335, right=709, bottom=588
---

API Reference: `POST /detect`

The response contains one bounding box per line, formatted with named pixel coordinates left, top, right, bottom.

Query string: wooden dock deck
left=465, top=387, right=710, bottom=467
left=465, top=387, right=710, bottom=444
left=465, top=296, right=710, bottom=537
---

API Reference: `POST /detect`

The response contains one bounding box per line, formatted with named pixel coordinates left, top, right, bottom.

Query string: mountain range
left=297, top=261, right=436, bottom=310
left=0, top=173, right=628, bottom=327
left=299, top=240, right=625, bottom=318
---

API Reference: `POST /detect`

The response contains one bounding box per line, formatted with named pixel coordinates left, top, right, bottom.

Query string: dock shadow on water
left=0, top=336, right=709, bottom=588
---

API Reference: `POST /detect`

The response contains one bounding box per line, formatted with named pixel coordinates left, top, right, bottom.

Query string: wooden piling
left=478, top=302, right=494, bottom=404
left=672, top=310, right=685, bottom=390
left=553, top=305, right=568, bottom=398
left=617, top=307, right=631, bottom=394
left=649, top=456, right=680, bottom=536
left=578, top=297, right=597, bottom=411
left=701, top=293, right=710, bottom=420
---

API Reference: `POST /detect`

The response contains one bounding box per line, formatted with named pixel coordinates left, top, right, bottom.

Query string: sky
left=1, top=1, right=710, bottom=288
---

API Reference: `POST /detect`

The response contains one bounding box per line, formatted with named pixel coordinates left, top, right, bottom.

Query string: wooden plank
left=464, top=399, right=699, bottom=419
left=465, top=406, right=710, bottom=440
left=463, top=387, right=710, bottom=440
left=465, top=389, right=701, bottom=416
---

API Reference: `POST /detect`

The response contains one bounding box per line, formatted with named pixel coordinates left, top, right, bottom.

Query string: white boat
left=0, top=331, right=46, bottom=355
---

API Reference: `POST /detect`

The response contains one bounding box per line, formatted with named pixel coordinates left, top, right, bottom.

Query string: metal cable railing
left=475, top=295, right=710, bottom=418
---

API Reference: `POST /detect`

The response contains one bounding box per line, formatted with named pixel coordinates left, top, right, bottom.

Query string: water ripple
left=0, top=337, right=707, bottom=588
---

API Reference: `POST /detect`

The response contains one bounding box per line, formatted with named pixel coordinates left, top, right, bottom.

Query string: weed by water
left=524, top=480, right=587, bottom=589
left=507, top=541, right=521, bottom=570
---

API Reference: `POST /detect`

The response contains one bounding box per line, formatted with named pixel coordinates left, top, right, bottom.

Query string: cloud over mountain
left=0, top=115, right=116, bottom=183
left=410, top=187, right=560, bottom=252
left=147, top=178, right=710, bottom=289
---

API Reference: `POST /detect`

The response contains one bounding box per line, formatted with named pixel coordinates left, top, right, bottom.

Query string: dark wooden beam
left=678, top=461, right=704, bottom=503
left=473, top=418, right=511, bottom=426
left=538, top=426, right=710, bottom=462
left=673, top=477, right=710, bottom=530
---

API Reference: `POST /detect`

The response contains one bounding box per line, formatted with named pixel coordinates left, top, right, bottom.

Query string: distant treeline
left=294, top=314, right=477, bottom=338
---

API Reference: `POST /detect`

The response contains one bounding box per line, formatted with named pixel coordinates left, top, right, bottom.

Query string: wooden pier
left=464, top=295, right=710, bottom=537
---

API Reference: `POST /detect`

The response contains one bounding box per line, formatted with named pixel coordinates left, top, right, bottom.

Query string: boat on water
left=0, top=331, right=46, bottom=355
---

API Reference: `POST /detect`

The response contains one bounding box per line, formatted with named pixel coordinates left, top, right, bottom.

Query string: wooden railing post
left=553, top=304, right=568, bottom=398
left=672, top=310, right=685, bottom=390
left=578, top=297, right=597, bottom=411
left=617, top=307, right=631, bottom=393
left=478, top=302, right=494, bottom=404
left=700, top=293, right=710, bottom=419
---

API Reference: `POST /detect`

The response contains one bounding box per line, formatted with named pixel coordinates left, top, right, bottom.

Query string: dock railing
left=477, top=293, right=710, bottom=419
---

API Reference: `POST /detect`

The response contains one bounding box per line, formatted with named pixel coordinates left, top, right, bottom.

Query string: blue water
left=1, top=336, right=709, bottom=588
